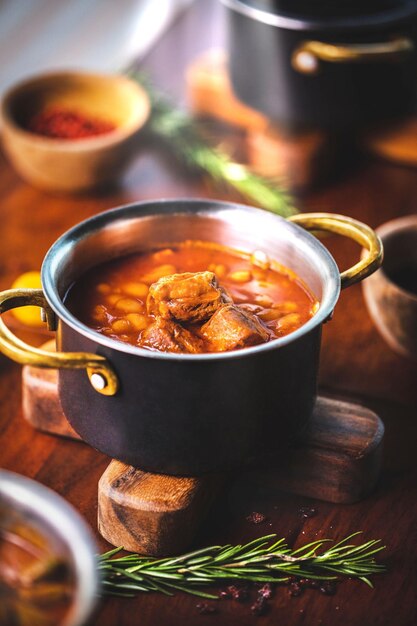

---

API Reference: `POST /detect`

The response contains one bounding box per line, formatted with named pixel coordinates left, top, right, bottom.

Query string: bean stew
left=65, top=241, right=319, bottom=354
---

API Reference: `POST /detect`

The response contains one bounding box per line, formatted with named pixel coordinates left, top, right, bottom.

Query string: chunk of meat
left=201, top=304, right=270, bottom=352
left=147, top=271, right=231, bottom=323
left=140, top=318, right=205, bottom=354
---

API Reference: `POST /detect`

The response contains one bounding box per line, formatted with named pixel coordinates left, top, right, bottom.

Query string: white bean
left=115, top=298, right=143, bottom=314
left=228, top=270, right=252, bottom=283
left=126, top=313, right=148, bottom=331
left=111, top=318, right=132, bottom=333
left=122, top=282, right=149, bottom=298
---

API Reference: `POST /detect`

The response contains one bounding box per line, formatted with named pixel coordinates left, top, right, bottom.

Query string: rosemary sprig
left=129, top=71, right=296, bottom=218
left=99, top=532, right=385, bottom=599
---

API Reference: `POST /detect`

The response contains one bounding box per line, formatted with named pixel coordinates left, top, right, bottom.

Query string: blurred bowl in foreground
left=0, top=469, right=99, bottom=626
left=0, top=71, right=150, bottom=193
left=362, top=215, right=417, bottom=360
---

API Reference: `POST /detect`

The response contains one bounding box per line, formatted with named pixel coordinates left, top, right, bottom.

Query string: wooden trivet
left=22, top=362, right=80, bottom=440
left=22, top=341, right=384, bottom=556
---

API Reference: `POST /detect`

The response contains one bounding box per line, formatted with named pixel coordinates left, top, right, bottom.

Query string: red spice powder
left=26, top=107, right=116, bottom=139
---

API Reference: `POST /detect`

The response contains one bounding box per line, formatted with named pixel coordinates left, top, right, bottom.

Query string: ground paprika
left=26, top=106, right=116, bottom=139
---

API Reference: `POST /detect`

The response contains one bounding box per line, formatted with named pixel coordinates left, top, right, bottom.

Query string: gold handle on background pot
left=288, top=213, right=383, bottom=289
left=0, top=288, right=118, bottom=396
left=292, top=37, right=413, bottom=74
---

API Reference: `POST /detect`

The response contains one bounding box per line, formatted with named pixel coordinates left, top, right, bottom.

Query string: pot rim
left=0, top=469, right=99, bottom=626
left=221, top=0, right=417, bottom=31
left=41, top=198, right=340, bottom=362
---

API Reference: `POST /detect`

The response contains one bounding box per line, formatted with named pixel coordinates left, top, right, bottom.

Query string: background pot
left=241, top=1, right=410, bottom=18
left=222, top=0, right=417, bottom=130
left=0, top=200, right=382, bottom=475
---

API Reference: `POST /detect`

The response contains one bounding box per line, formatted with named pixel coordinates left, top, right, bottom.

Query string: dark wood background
left=1, top=2, right=416, bottom=625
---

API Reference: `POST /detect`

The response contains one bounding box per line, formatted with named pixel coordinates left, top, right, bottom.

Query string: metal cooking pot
left=0, top=470, right=99, bottom=626
left=244, top=1, right=407, bottom=17
left=222, top=0, right=417, bottom=130
left=0, top=200, right=382, bottom=475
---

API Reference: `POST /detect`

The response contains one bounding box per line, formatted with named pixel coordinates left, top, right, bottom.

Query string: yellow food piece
left=258, top=308, right=284, bottom=322
left=96, top=283, right=112, bottom=294
left=106, top=294, right=123, bottom=306
left=10, top=271, right=44, bottom=327
left=250, top=250, right=270, bottom=270
left=152, top=248, right=174, bottom=261
left=92, top=304, right=108, bottom=323
left=228, top=270, right=252, bottom=283
left=142, top=264, right=177, bottom=284
left=277, top=313, right=301, bottom=332
left=121, top=282, right=149, bottom=298
left=272, top=301, right=298, bottom=314
left=126, top=313, right=148, bottom=331
left=255, top=294, right=274, bottom=308
left=208, top=263, right=227, bottom=278
left=114, top=298, right=143, bottom=314
left=111, top=318, right=132, bottom=334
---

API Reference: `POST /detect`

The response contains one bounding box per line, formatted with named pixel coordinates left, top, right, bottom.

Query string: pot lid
left=224, top=0, right=417, bottom=30
left=240, top=0, right=416, bottom=18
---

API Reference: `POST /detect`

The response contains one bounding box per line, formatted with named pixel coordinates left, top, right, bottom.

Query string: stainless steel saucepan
left=0, top=200, right=382, bottom=475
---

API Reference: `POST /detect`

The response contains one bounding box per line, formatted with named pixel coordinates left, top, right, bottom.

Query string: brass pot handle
left=288, top=213, right=383, bottom=289
left=0, top=288, right=118, bottom=396
left=292, top=37, right=413, bottom=74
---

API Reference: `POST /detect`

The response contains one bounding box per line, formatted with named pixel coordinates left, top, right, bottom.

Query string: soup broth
left=66, top=241, right=318, bottom=353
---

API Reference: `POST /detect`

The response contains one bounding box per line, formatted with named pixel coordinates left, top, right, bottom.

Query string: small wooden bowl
left=362, top=215, right=417, bottom=360
left=0, top=71, right=150, bottom=192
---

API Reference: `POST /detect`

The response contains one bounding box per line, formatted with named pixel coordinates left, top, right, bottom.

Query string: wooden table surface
left=1, top=2, right=417, bottom=625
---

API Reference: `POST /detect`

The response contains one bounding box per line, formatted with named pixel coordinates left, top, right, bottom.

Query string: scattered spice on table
left=257, top=583, right=273, bottom=600
left=307, top=579, right=320, bottom=589
left=251, top=595, right=270, bottom=616
left=26, top=107, right=116, bottom=139
left=196, top=602, right=218, bottom=614
left=220, top=584, right=250, bottom=602
left=246, top=511, right=267, bottom=524
left=251, top=583, right=274, bottom=615
left=288, top=581, right=303, bottom=597
left=299, top=506, right=317, bottom=519
left=319, top=581, right=338, bottom=596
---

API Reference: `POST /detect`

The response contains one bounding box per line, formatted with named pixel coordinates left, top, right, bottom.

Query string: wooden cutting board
left=21, top=341, right=384, bottom=556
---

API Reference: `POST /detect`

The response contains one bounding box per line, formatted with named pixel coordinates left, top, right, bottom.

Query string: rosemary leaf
left=100, top=533, right=385, bottom=599
left=128, top=71, right=297, bottom=218
left=100, top=546, right=124, bottom=560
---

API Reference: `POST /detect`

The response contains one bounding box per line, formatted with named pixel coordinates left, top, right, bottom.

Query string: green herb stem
left=99, top=532, right=385, bottom=599
left=129, top=71, right=296, bottom=218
